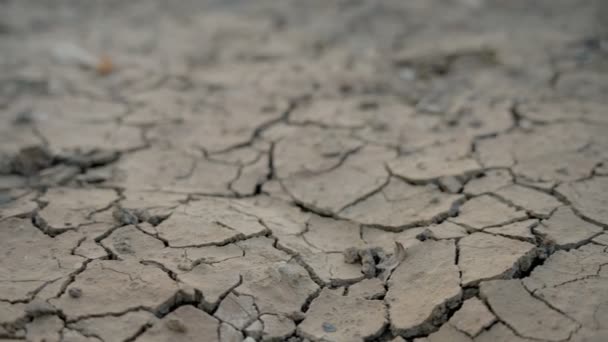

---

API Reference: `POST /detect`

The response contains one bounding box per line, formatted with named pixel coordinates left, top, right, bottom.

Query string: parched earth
left=1, top=0, right=608, bottom=341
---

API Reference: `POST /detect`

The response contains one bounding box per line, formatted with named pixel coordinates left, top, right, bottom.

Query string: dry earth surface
left=1, top=0, right=608, bottom=341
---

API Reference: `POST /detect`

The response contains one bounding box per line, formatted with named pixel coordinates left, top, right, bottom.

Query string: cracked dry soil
left=1, top=0, right=608, bottom=341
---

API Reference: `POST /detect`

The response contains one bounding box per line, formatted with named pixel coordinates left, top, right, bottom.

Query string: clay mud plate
left=1, top=1, right=608, bottom=341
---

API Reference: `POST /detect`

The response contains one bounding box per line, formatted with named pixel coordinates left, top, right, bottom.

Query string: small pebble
left=68, top=287, right=82, bottom=298
left=166, top=318, right=187, bottom=333
left=322, top=322, right=337, bottom=333
left=177, top=262, right=191, bottom=271
left=13, top=109, right=34, bottom=125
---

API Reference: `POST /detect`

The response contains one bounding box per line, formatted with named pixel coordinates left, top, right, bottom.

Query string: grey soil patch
left=1, top=1, right=608, bottom=341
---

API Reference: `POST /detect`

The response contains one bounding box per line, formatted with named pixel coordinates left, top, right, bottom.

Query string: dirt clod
left=11, top=146, right=53, bottom=176
left=416, top=228, right=434, bottom=241
left=25, top=300, right=56, bottom=318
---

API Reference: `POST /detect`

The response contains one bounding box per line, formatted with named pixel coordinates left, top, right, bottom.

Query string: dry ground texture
left=1, top=0, right=608, bottom=341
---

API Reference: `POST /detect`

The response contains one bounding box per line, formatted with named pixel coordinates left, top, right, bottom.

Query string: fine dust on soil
left=1, top=0, right=608, bottom=341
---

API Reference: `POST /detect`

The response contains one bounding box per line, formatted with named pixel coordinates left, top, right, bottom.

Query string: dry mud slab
left=1, top=0, right=608, bottom=341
